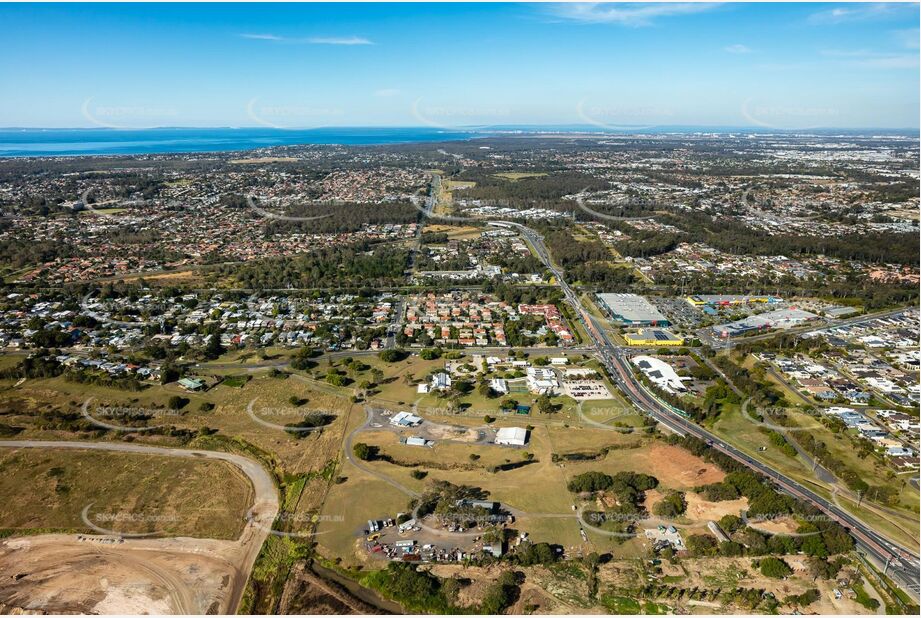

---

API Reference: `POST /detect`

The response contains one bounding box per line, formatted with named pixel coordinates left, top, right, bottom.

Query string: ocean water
left=1, top=126, right=911, bottom=157
left=0, top=127, right=485, bottom=157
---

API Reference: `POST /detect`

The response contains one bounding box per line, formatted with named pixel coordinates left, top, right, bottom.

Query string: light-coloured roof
left=496, top=427, right=528, bottom=443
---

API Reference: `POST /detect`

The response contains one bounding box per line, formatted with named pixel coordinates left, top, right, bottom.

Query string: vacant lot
left=493, top=172, right=548, bottom=181
left=0, top=369, right=352, bottom=475
left=562, top=441, right=724, bottom=491
left=0, top=534, right=243, bottom=613
left=0, top=448, right=253, bottom=539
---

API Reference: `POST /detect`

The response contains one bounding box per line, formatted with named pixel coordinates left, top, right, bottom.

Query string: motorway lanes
left=493, top=220, right=921, bottom=600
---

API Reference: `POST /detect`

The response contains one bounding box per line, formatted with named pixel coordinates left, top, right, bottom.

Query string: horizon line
left=1, top=124, right=919, bottom=133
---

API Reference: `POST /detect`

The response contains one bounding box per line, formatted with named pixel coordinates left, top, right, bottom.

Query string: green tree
left=353, top=442, right=374, bottom=461
left=759, top=557, right=793, bottom=579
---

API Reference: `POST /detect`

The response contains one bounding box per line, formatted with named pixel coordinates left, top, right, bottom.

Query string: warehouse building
left=596, top=293, right=670, bottom=326
left=712, top=308, right=819, bottom=338
left=623, top=329, right=685, bottom=347
left=495, top=426, right=529, bottom=446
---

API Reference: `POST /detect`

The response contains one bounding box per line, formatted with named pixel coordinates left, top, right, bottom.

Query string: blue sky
left=1, top=2, right=918, bottom=129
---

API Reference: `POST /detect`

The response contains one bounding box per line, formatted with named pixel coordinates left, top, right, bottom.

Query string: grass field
left=80, top=207, right=126, bottom=215
left=493, top=172, right=548, bottom=181
left=0, top=448, right=252, bottom=539
left=319, top=402, right=740, bottom=567
left=0, top=367, right=353, bottom=475
left=421, top=224, right=483, bottom=240
left=443, top=180, right=476, bottom=190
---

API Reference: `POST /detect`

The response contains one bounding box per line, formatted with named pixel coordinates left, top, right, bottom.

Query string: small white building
left=390, top=411, right=423, bottom=427
left=489, top=378, right=509, bottom=395
left=405, top=436, right=433, bottom=447
left=431, top=372, right=452, bottom=390
left=631, top=356, right=687, bottom=394
left=495, top=426, right=529, bottom=446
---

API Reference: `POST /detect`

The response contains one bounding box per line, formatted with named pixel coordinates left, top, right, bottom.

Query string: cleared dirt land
left=0, top=534, right=245, bottom=614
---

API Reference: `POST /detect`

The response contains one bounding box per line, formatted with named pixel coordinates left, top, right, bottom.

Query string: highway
left=493, top=220, right=920, bottom=601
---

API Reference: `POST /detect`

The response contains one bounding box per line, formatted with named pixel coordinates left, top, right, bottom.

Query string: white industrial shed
left=495, top=426, right=529, bottom=446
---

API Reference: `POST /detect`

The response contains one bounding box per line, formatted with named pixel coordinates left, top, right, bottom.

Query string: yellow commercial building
left=623, top=329, right=685, bottom=346
left=686, top=294, right=773, bottom=307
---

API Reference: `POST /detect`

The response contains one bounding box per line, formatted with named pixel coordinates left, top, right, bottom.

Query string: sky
left=0, top=2, right=918, bottom=129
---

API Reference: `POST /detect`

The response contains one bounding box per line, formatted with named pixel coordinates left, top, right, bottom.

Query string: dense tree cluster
left=214, top=243, right=409, bottom=289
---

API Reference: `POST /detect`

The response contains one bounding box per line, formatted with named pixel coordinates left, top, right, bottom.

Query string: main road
left=493, top=220, right=920, bottom=601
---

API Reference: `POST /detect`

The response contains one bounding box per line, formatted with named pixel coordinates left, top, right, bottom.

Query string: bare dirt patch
left=685, top=493, right=748, bottom=521
left=748, top=516, right=801, bottom=535
left=616, top=443, right=725, bottom=489
left=0, top=534, right=243, bottom=614
left=119, top=270, right=195, bottom=283
left=424, top=423, right=481, bottom=442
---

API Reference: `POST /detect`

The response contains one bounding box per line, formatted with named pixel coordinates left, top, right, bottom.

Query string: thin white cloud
left=724, top=44, right=751, bottom=54
left=820, top=49, right=876, bottom=58
left=547, top=2, right=720, bottom=27
left=807, top=3, right=915, bottom=25
left=893, top=28, right=920, bottom=50
left=820, top=48, right=918, bottom=69
left=240, top=33, right=373, bottom=45
left=241, top=33, right=284, bottom=41
left=374, top=88, right=401, bottom=98
left=853, top=55, right=919, bottom=69
left=307, top=36, right=373, bottom=46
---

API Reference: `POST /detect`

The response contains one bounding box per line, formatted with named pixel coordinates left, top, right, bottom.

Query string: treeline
left=568, top=262, right=638, bottom=288
left=663, top=211, right=919, bottom=266
left=263, top=201, right=420, bottom=235
left=654, top=269, right=919, bottom=311
left=572, top=470, right=660, bottom=536
left=488, top=252, right=545, bottom=275
left=610, top=225, right=684, bottom=258
left=712, top=356, right=785, bottom=409
left=212, top=243, right=409, bottom=289
left=0, top=350, right=63, bottom=379
left=457, top=170, right=609, bottom=206
left=544, top=229, right=610, bottom=267
left=0, top=237, right=74, bottom=269
left=482, top=280, right=564, bottom=306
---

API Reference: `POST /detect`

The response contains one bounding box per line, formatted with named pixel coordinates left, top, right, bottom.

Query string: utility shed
left=495, top=426, right=529, bottom=446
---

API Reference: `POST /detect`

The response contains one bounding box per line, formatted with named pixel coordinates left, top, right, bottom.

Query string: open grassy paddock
left=0, top=447, right=252, bottom=539
left=493, top=172, right=548, bottom=181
